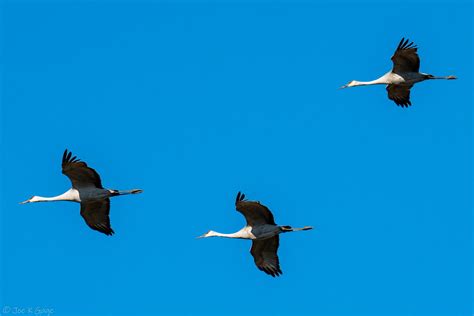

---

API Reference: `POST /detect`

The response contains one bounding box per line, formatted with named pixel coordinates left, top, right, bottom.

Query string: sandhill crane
left=20, top=150, right=143, bottom=236
left=198, top=192, right=312, bottom=277
left=341, top=38, right=457, bottom=107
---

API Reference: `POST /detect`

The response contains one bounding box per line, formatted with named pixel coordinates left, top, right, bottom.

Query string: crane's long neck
left=22, top=188, right=80, bottom=203
left=201, top=227, right=252, bottom=239
left=352, top=76, right=388, bottom=86
left=213, top=231, right=245, bottom=238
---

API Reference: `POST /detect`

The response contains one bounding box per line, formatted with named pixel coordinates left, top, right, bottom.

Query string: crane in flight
left=20, top=149, right=143, bottom=236
left=341, top=38, right=456, bottom=107
left=198, top=192, right=312, bottom=277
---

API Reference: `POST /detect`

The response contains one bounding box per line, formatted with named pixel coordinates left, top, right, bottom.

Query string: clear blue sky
left=1, top=1, right=472, bottom=315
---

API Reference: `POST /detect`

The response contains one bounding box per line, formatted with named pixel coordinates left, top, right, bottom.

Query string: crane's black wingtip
left=260, top=267, right=282, bottom=277
left=395, top=100, right=412, bottom=107
left=236, top=191, right=246, bottom=204
left=62, top=149, right=81, bottom=164
left=62, top=149, right=69, bottom=161
left=102, top=228, right=115, bottom=236
left=398, top=37, right=405, bottom=48
left=397, top=37, right=417, bottom=51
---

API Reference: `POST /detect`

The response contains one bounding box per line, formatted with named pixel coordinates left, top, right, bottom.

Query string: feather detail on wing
left=386, top=84, right=413, bottom=107
left=391, top=38, right=420, bottom=74
left=62, top=149, right=103, bottom=189
left=250, top=236, right=282, bottom=277
left=80, top=199, right=114, bottom=236
left=235, top=192, right=276, bottom=226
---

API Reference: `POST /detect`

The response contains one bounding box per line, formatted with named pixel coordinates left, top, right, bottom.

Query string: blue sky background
left=1, top=1, right=472, bottom=315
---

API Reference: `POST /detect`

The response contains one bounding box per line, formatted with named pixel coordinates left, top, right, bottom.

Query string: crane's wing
left=386, top=84, right=413, bottom=107
left=391, top=38, right=420, bottom=74
left=235, top=192, right=276, bottom=226
left=80, top=199, right=114, bottom=236
left=62, top=149, right=103, bottom=189
left=250, top=236, right=282, bottom=277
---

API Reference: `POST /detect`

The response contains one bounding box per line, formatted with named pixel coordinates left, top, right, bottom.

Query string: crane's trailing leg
left=425, top=74, right=457, bottom=80
left=109, top=189, right=143, bottom=196
left=280, top=225, right=313, bottom=232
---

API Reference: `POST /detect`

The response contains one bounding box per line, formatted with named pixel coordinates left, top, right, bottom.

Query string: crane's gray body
left=250, top=224, right=283, bottom=240
left=77, top=188, right=112, bottom=202
left=382, top=71, right=428, bottom=85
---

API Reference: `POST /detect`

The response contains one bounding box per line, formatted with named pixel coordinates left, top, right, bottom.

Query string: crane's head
left=19, top=196, right=40, bottom=204
left=340, top=80, right=358, bottom=89
left=197, top=230, right=218, bottom=238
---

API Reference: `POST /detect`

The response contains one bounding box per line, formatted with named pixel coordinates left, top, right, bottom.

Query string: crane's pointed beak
left=19, top=199, right=30, bottom=204
left=196, top=230, right=211, bottom=239
left=340, top=80, right=355, bottom=89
